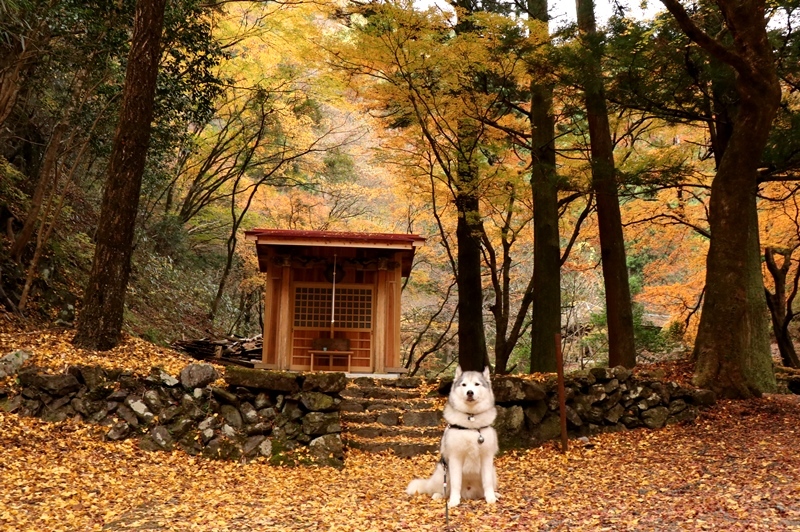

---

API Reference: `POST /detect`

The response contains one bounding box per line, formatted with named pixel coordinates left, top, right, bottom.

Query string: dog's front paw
left=406, top=480, right=422, bottom=496
left=431, top=493, right=443, bottom=500
left=485, top=491, right=497, bottom=504
left=447, top=496, right=461, bottom=508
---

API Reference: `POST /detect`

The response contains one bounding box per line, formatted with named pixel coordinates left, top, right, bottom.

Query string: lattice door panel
left=293, top=287, right=372, bottom=330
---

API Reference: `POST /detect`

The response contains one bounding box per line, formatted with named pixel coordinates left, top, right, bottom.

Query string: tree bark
left=764, top=247, right=800, bottom=368
left=455, top=118, right=490, bottom=372
left=73, top=0, right=167, bottom=350
left=661, top=0, right=780, bottom=397
left=449, top=0, right=490, bottom=372
left=18, top=177, right=69, bottom=312
left=0, top=30, right=40, bottom=130
left=576, top=0, right=636, bottom=368
left=9, top=124, right=65, bottom=262
left=0, top=3, right=56, bottom=131
left=528, top=0, right=561, bottom=374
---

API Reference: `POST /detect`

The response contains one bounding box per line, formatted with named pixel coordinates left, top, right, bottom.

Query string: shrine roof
left=245, top=229, right=426, bottom=276
left=245, top=229, right=425, bottom=249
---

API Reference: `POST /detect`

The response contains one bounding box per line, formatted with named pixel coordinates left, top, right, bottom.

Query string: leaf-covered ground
left=1, top=325, right=799, bottom=531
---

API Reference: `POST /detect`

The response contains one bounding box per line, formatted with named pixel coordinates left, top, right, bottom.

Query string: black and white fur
left=406, top=366, right=499, bottom=507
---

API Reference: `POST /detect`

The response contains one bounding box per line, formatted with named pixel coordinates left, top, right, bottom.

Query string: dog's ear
left=483, top=366, right=491, bottom=380
left=454, top=365, right=463, bottom=381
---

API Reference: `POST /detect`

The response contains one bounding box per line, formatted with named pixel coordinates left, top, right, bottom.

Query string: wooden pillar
left=374, top=257, right=388, bottom=374
left=275, top=256, right=292, bottom=370
left=387, top=255, right=401, bottom=368
left=260, top=273, right=274, bottom=367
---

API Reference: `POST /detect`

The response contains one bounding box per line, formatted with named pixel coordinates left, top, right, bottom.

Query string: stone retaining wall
left=0, top=352, right=717, bottom=464
left=0, top=361, right=347, bottom=467
left=488, top=366, right=716, bottom=448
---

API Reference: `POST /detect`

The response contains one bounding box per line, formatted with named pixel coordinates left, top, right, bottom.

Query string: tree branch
left=659, top=0, right=751, bottom=76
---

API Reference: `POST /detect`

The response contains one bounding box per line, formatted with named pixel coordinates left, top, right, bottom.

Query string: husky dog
left=406, top=366, right=498, bottom=507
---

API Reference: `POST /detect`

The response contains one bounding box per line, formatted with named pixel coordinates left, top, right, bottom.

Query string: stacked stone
left=491, top=366, right=716, bottom=448
left=0, top=363, right=347, bottom=467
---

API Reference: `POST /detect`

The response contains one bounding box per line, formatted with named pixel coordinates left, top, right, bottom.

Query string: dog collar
left=447, top=423, right=489, bottom=444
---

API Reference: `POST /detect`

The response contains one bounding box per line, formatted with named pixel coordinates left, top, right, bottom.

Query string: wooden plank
left=276, top=259, right=292, bottom=369
left=374, top=266, right=387, bottom=374
left=308, top=350, right=352, bottom=372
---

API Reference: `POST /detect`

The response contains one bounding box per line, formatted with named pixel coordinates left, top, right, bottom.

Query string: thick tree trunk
left=661, top=0, right=780, bottom=397
left=73, top=0, right=167, bottom=350
left=576, top=0, right=636, bottom=368
left=456, top=201, right=489, bottom=372
left=692, top=128, right=776, bottom=396
left=451, top=2, right=489, bottom=372
left=528, top=0, right=560, bottom=374
left=455, top=122, right=489, bottom=372
left=707, top=57, right=735, bottom=168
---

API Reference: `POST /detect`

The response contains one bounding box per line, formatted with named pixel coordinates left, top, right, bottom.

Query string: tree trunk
left=210, top=240, right=235, bottom=322
left=18, top=180, right=69, bottom=311
left=73, top=0, right=167, bottom=350
left=576, top=0, right=636, bottom=368
left=661, top=0, right=780, bottom=397
left=487, top=192, right=537, bottom=375
left=0, top=9, right=53, bottom=131
left=764, top=247, right=800, bottom=368
left=692, top=133, right=776, bottom=396
left=455, top=118, right=489, bottom=372
left=450, top=1, right=489, bottom=372
left=455, top=197, right=489, bottom=372
left=9, top=124, right=65, bottom=262
left=0, top=57, right=25, bottom=131
left=0, top=38, right=37, bottom=130
left=707, top=57, right=736, bottom=168
left=528, top=0, right=561, bottom=374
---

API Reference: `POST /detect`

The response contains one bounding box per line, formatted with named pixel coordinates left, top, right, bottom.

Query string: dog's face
left=450, top=365, right=494, bottom=411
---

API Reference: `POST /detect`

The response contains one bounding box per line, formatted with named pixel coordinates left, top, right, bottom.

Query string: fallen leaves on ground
left=2, top=399, right=799, bottom=531
left=0, top=326, right=200, bottom=380
left=1, top=326, right=799, bottom=531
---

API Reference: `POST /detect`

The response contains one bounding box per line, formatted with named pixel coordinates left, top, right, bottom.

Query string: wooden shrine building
left=245, top=229, right=425, bottom=374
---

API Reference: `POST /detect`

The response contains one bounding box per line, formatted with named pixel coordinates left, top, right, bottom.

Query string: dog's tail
left=406, top=460, right=446, bottom=498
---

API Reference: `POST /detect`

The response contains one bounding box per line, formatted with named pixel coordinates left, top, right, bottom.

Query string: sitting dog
left=406, top=365, right=498, bottom=507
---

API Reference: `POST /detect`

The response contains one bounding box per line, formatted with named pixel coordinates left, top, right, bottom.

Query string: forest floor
left=1, top=321, right=799, bottom=531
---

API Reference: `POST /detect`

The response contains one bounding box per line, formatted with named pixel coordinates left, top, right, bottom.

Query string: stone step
left=343, top=430, right=441, bottom=457
left=341, top=409, right=441, bottom=424
left=342, top=411, right=394, bottom=424
left=340, top=401, right=401, bottom=413
left=349, top=376, right=426, bottom=389
left=344, top=406, right=441, bottom=421
left=340, top=386, right=433, bottom=401
left=340, top=377, right=445, bottom=457
left=343, top=424, right=443, bottom=440
left=340, top=398, right=439, bottom=414
left=345, top=439, right=440, bottom=458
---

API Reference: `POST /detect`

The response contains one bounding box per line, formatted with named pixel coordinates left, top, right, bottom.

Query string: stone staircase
left=340, top=376, right=446, bottom=457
